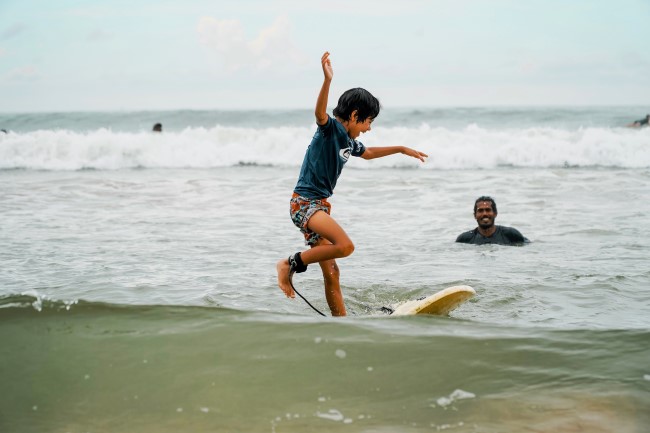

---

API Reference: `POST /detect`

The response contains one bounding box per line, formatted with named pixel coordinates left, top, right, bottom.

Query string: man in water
left=152, top=123, right=162, bottom=132
left=456, top=196, right=529, bottom=246
left=627, top=114, right=649, bottom=128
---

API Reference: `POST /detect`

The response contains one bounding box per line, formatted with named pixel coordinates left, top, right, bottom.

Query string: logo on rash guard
left=339, top=147, right=351, bottom=161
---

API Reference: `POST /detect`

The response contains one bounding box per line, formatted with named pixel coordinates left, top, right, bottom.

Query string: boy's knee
left=338, top=241, right=354, bottom=257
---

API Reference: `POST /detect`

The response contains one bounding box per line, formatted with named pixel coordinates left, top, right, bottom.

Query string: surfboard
left=390, top=285, right=475, bottom=316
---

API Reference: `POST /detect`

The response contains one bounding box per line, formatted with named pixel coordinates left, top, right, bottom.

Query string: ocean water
left=1, top=107, right=650, bottom=432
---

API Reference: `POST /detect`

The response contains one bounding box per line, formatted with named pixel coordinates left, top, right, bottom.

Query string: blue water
left=1, top=106, right=646, bottom=132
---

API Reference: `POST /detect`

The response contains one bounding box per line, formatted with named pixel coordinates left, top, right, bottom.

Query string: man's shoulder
left=497, top=225, right=521, bottom=234
left=497, top=225, right=528, bottom=243
left=456, top=229, right=478, bottom=243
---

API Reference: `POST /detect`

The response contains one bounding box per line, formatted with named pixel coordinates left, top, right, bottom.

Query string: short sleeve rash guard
left=456, top=226, right=529, bottom=245
left=294, top=116, right=366, bottom=199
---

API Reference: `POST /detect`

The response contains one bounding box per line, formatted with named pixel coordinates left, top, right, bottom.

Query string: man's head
left=473, top=196, right=497, bottom=229
left=333, top=88, right=381, bottom=124
left=152, top=123, right=162, bottom=132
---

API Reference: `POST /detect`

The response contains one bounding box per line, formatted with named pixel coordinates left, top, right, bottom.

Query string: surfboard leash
left=289, top=275, right=326, bottom=317
left=287, top=252, right=389, bottom=316
left=290, top=277, right=394, bottom=316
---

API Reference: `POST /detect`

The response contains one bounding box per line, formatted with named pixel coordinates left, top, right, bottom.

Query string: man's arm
left=315, top=52, right=333, bottom=126
left=361, top=146, right=428, bottom=162
left=456, top=231, right=473, bottom=243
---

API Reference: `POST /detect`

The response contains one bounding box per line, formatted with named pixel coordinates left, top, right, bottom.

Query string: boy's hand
left=403, top=147, right=428, bottom=162
left=315, top=52, right=332, bottom=125
left=321, top=51, right=333, bottom=81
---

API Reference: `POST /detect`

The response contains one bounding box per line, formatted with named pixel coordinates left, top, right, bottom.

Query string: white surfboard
left=390, top=285, right=476, bottom=316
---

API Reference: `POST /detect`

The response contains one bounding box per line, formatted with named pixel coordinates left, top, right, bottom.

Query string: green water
left=1, top=301, right=648, bottom=433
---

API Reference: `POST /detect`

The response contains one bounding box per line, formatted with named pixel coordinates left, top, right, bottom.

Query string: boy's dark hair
left=332, top=88, right=381, bottom=123
left=474, top=196, right=497, bottom=214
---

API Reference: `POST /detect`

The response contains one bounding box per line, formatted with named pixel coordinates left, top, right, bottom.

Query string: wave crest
left=1, top=124, right=648, bottom=170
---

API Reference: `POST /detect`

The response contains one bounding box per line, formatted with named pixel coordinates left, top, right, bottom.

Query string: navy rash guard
left=456, top=225, right=529, bottom=245
left=294, top=116, right=365, bottom=199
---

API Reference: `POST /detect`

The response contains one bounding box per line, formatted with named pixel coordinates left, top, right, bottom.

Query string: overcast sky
left=1, top=0, right=649, bottom=112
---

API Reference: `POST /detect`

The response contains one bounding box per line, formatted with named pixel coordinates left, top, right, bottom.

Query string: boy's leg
left=300, top=210, right=354, bottom=264
left=313, top=238, right=346, bottom=316
left=277, top=210, right=353, bottom=305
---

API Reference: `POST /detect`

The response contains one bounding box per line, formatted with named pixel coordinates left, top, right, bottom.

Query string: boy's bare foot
left=276, top=259, right=295, bottom=298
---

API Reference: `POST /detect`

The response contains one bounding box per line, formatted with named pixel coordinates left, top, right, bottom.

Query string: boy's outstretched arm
left=315, top=52, right=333, bottom=126
left=361, top=146, right=428, bottom=162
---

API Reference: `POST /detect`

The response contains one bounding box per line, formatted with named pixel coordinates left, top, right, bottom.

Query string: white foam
left=1, top=124, right=648, bottom=170
left=435, top=389, right=476, bottom=407
left=316, top=409, right=344, bottom=422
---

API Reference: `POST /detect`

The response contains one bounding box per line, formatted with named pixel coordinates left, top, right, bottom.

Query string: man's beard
left=477, top=218, right=494, bottom=229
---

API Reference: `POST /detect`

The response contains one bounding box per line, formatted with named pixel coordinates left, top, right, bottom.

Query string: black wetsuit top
left=456, top=225, right=529, bottom=245
left=635, top=117, right=649, bottom=126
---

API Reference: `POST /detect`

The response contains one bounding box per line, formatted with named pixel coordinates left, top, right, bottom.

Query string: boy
left=276, top=52, right=428, bottom=317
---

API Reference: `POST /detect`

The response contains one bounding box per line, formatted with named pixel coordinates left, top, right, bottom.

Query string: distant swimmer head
left=152, top=123, right=162, bottom=132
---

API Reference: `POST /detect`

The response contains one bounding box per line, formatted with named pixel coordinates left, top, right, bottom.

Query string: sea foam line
left=1, top=124, right=648, bottom=170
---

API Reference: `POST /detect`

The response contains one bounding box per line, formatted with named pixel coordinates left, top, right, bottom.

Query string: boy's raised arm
left=315, top=52, right=333, bottom=126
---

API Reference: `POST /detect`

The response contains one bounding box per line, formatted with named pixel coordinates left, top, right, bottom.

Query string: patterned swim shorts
left=290, top=192, right=331, bottom=246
